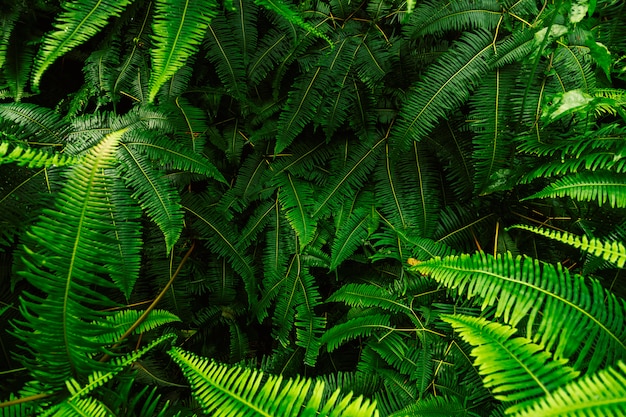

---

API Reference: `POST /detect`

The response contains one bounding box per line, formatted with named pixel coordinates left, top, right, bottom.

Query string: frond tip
left=168, top=347, right=379, bottom=417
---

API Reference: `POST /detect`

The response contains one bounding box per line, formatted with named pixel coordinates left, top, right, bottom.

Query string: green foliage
left=1, top=0, right=626, bottom=415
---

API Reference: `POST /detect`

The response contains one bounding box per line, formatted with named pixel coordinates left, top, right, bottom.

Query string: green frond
left=46, top=396, right=109, bottom=417
left=406, top=0, right=502, bottom=38
left=3, top=36, right=35, bottom=102
left=117, top=143, right=183, bottom=252
left=0, top=103, right=70, bottom=144
left=273, top=172, right=317, bottom=247
left=520, top=150, right=626, bottom=184
left=321, top=313, right=392, bottom=353
left=169, top=347, right=379, bottom=417
left=411, top=251, right=626, bottom=373
left=247, top=27, right=291, bottom=86
left=31, top=0, right=134, bottom=90
left=14, top=128, right=129, bottom=387
left=0, top=141, right=79, bottom=168
left=204, top=14, right=248, bottom=102
left=148, top=0, right=219, bottom=102
left=513, top=361, right=626, bottom=417
left=97, top=310, right=181, bottom=344
left=0, top=5, right=21, bottom=72
left=508, top=224, right=626, bottom=268
left=522, top=170, right=626, bottom=208
left=327, top=284, right=412, bottom=316
left=443, top=314, right=579, bottom=413
left=387, top=394, right=473, bottom=417
left=330, top=207, right=372, bottom=270
left=391, top=30, right=493, bottom=154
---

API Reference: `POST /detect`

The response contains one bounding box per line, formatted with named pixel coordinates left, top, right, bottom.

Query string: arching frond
left=387, top=394, right=472, bottom=417
left=0, top=141, right=79, bottom=168
left=321, top=314, right=392, bottom=353
left=443, top=314, right=579, bottom=414
left=31, top=0, right=133, bottom=89
left=508, top=224, right=626, bottom=268
left=273, top=172, right=317, bottom=247
left=168, top=347, right=379, bottom=417
left=522, top=171, right=626, bottom=208
left=330, top=207, right=372, bottom=270
left=411, top=251, right=626, bottom=373
left=0, top=103, right=69, bottom=144
left=327, top=284, right=412, bottom=315
left=148, top=0, right=219, bottom=102
left=514, top=361, right=626, bottom=417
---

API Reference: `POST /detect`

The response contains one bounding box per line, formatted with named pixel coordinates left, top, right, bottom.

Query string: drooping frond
left=443, top=314, right=579, bottom=414
left=253, top=0, right=331, bottom=46
left=508, top=224, right=626, bottom=268
left=0, top=141, right=79, bottom=168
left=321, top=314, right=392, bottom=353
left=327, top=284, right=412, bottom=316
left=522, top=171, right=626, bottom=208
left=97, top=310, right=181, bottom=344
left=0, top=103, right=69, bottom=144
left=13, top=128, right=130, bottom=387
left=0, top=5, right=21, bottom=72
left=391, top=30, right=493, bottom=154
left=514, top=361, right=626, bottom=417
left=168, top=347, right=379, bottom=417
left=148, top=0, right=219, bottom=102
left=31, top=0, right=133, bottom=89
left=3, top=35, right=35, bottom=102
left=330, top=206, right=372, bottom=270
left=273, top=172, right=317, bottom=247
left=411, top=251, right=626, bottom=373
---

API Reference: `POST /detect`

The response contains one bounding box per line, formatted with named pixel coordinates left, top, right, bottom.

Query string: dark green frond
left=327, top=283, right=412, bottom=315
left=273, top=172, right=317, bottom=247
left=31, top=0, right=134, bottom=89
left=253, top=0, right=331, bottom=46
left=443, top=314, right=579, bottom=414
left=391, top=30, right=493, bottom=154
left=522, top=170, right=626, bottom=208
left=0, top=103, right=69, bottom=144
left=387, top=394, right=472, bottom=417
left=3, top=36, right=35, bottom=102
left=514, top=361, right=626, bottom=417
left=0, top=5, right=21, bottom=72
left=168, top=347, right=379, bottom=417
left=411, top=251, right=626, bottom=373
left=330, top=207, right=372, bottom=270
left=148, top=0, right=219, bottom=102
left=321, top=314, right=392, bottom=353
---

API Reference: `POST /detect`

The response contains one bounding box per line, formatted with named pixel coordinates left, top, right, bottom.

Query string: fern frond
left=31, top=0, right=134, bottom=89
left=97, top=310, right=181, bottom=344
left=513, top=361, right=626, bottom=417
left=169, top=347, right=379, bottom=417
left=443, top=314, right=579, bottom=413
left=0, top=5, right=21, bottom=72
left=391, top=30, right=493, bottom=153
left=14, top=128, right=129, bottom=387
left=0, top=103, right=69, bottom=144
left=148, top=0, right=219, bottom=102
left=4, top=36, right=35, bottom=102
left=522, top=170, right=626, bottom=208
left=253, top=0, right=331, bottom=46
left=411, top=251, right=626, bottom=373
left=508, top=224, right=626, bottom=268
left=321, top=313, right=392, bottom=353
left=0, top=141, right=79, bottom=168
left=273, top=172, right=317, bottom=247
left=387, top=394, right=470, bottom=417
left=327, top=284, right=412, bottom=315
left=330, top=207, right=372, bottom=270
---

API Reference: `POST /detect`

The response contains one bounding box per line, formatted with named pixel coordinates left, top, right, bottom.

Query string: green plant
left=1, top=0, right=626, bottom=415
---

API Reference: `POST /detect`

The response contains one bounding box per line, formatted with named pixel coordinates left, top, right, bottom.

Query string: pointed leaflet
left=15, top=128, right=129, bottom=387
left=391, top=30, right=493, bottom=154
left=31, top=0, right=133, bottom=89
left=273, top=172, right=316, bottom=247
left=443, top=314, right=579, bottom=413
left=149, top=0, right=219, bottom=102
left=117, top=143, right=183, bottom=252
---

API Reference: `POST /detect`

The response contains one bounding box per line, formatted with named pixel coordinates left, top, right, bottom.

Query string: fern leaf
left=328, top=284, right=412, bottom=315
left=0, top=103, right=69, bottom=143
left=14, top=128, right=129, bottom=387
left=443, top=314, right=579, bottom=413
left=387, top=394, right=471, bottom=417
left=522, top=171, right=626, bottom=208
left=508, top=224, right=626, bottom=268
left=514, top=361, right=626, bottom=417
left=117, top=143, right=183, bottom=252
left=97, top=310, right=181, bottom=344
left=31, top=0, right=133, bottom=89
left=4, top=36, right=35, bottom=102
left=0, top=5, right=21, bottom=72
left=148, top=0, right=218, bottom=102
left=273, top=172, right=317, bottom=247
left=0, top=141, right=79, bottom=168
left=330, top=207, right=371, bottom=270
left=169, top=347, right=379, bottom=417
left=253, top=0, right=330, bottom=46
left=411, top=251, right=626, bottom=373
left=321, top=314, right=392, bottom=353
left=391, top=30, right=493, bottom=153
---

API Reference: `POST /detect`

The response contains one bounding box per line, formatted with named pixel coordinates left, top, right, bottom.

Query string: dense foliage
left=1, top=0, right=626, bottom=415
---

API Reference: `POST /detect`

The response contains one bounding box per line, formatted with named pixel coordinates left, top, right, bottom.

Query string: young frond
left=443, top=314, right=579, bottom=413
left=148, top=0, right=219, bottom=102
left=31, top=0, right=134, bottom=89
left=411, top=251, right=626, bottom=373
left=522, top=170, right=626, bottom=208
left=508, top=224, right=626, bottom=269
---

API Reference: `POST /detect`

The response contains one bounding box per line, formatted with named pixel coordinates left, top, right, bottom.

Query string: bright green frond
left=443, top=314, right=579, bottom=413
left=508, top=224, right=626, bottom=268
left=97, top=310, right=181, bottom=344
left=148, top=0, right=219, bottom=102
left=31, top=0, right=133, bottom=89
left=387, top=394, right=474, bottom=417
left=411, top=251, right=626, bottom=373
left=321, top=314, right=392, bottom=353
left=169, top=347, right=379, bottom=417
left=514, top=361, right=626, bottom=417
left=253, top=0, right=331, bottom=46
left=0, top=141, right=79, bottom=168
left=522, top=170, right=626, bottom=208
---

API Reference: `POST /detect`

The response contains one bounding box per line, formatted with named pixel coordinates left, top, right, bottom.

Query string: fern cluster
left=1, top=0, right=626, bottom=416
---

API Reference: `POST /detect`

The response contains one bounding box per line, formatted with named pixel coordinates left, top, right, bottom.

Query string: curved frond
left=443, top=314, right=579, bottom=414
left=522, top=171, right=626, bottom=208
left=514, top=361, right=626, bottom=417
left=387, top=394, right=473, bottom=417
left=508, top=224, right=626, bottom=268
left=148, top=0, right=219, bottom=102
left=327, top=284, right=412, bottom=315
left=321, top=314, right=392, bottom=353
left=0, top=141, right=79, bottom=168
left=273, top=172, right=317, bottom=247
left=31, top=0, right=133, bottom=89
left=0, top=103, right=69, bottom=144
left=411, top=251, right=626, bottom=373
left=330, top=207, right=372, bottom=270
